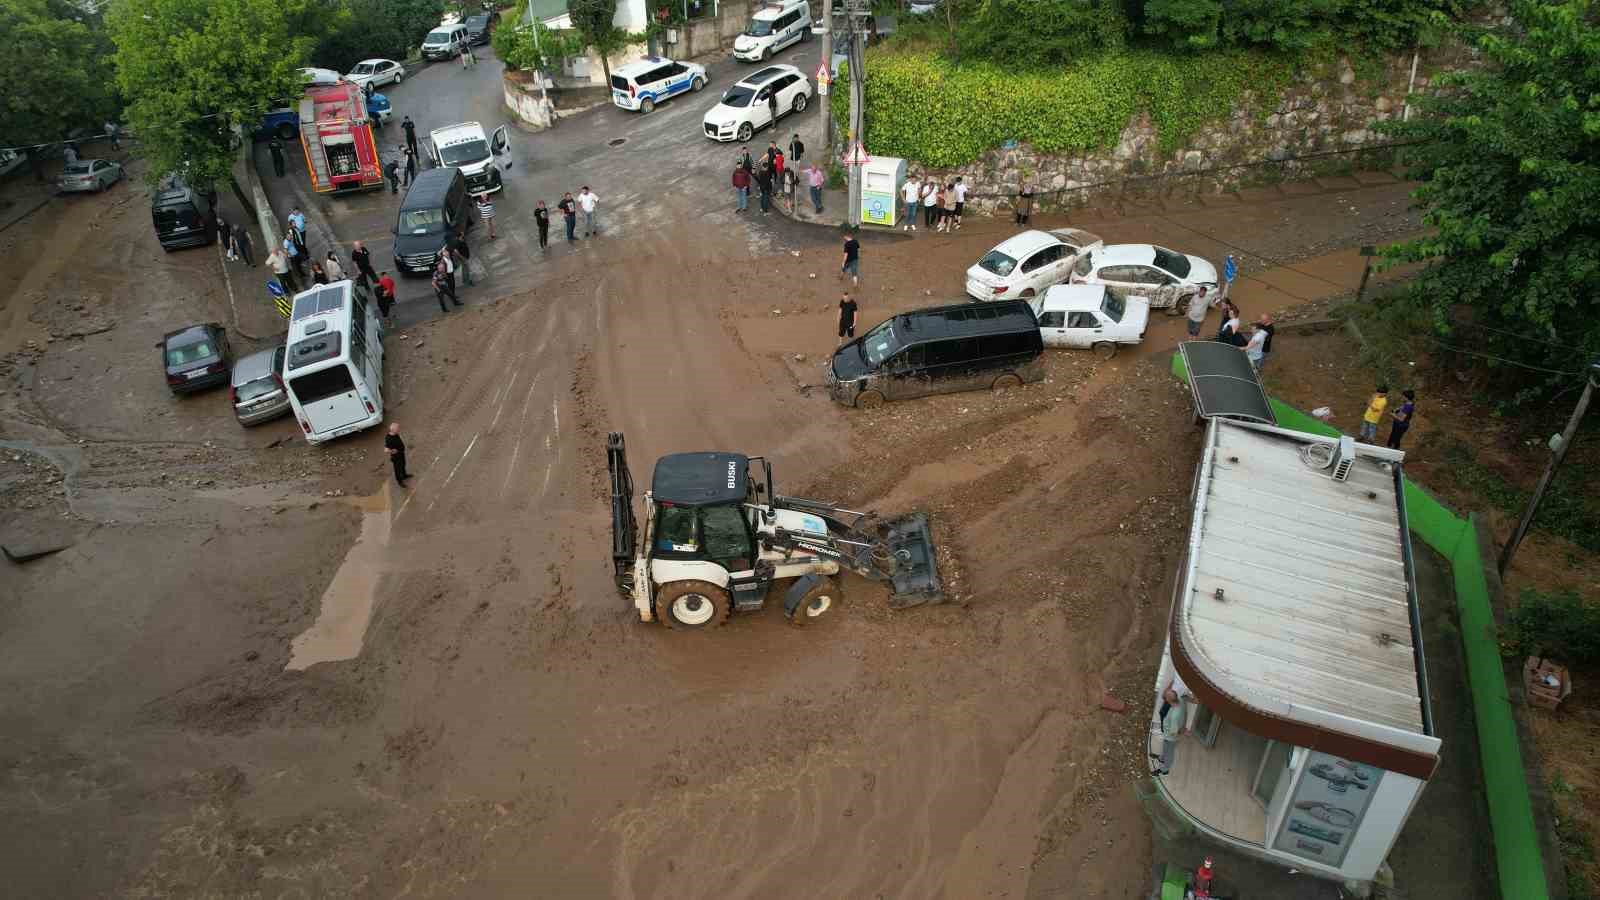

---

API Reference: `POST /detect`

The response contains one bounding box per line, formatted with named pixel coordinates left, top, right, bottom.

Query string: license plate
left=184, top=370, right=208, bottom=379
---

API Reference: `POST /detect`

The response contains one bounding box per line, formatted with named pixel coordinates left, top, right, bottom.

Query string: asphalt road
left=256, top=39, right=835, bottom=331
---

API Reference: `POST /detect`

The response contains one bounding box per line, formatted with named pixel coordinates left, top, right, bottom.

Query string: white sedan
left=1031, top=284, right=1149, bottom=358
left=1069, top=243, right=1218, bottom=311
left=966, top=227, right=1102, bottom=301
left=346, top=58, right=405, bottom=90
left=702, top=64, right=812, bottom=143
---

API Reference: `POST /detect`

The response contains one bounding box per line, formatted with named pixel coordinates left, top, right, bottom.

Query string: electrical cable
left=1418, top=335, right=1584, bottom=376
left=1447, top=318, right=1594, bottom=354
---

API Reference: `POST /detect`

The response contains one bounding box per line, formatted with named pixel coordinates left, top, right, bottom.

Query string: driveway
left=255, top=40, right=835, bottom=331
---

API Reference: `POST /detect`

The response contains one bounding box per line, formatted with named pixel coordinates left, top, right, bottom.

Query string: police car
left=610, top=56, right=707, bottom=113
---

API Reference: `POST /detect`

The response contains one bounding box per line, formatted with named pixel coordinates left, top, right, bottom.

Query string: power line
left=1419, top=335, right=1585, bottom=376
left=1448, top=318, right=1594, bottom=354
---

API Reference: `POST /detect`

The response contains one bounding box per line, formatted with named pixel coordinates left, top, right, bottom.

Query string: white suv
left=427, top=122, right=513, bottom=194
left=734, top=0, right=812, bottom=62
left=702, top=65, right=812, bottom=143
left=610, top=56, right=708, bottom=113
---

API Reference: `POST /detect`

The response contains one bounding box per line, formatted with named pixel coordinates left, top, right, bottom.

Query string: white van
left=734, top=0, right=812, bottom=62
left=421, top=23, right=468, bottom=60
left=610, top=56, right=709, bottom=113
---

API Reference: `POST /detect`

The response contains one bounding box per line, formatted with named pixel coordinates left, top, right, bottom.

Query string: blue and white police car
left=610, top=56, right=708, bottom=114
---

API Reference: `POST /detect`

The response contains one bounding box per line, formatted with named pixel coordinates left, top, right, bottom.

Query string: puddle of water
left=285, top=492, right=392, bottom=671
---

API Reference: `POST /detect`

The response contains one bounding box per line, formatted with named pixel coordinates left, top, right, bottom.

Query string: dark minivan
left=393, top=167, right=472, bottom=275
left=827, top=299, right=1045, bottom=408
left=152, top=180, right=216, bottom=252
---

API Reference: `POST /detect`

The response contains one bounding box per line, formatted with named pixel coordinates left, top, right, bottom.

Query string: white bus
left=284, top=280, right=386, bottom=443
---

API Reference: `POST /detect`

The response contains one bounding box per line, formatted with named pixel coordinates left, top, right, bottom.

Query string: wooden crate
left=1524, top=656, right=1574, bottom=711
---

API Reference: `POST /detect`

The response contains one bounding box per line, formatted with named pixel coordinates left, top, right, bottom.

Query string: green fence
left=1171, top=351, right=1548, bottom=900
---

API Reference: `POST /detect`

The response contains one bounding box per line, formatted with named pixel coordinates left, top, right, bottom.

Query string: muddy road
left=0, top=166, right=1418, bottom=897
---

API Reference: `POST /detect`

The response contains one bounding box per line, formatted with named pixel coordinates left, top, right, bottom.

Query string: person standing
left=217, top=215, right=235, bottom=261
left=1015, top=185, right=1034, bottom=225
left=840, top=228, right=860, bottom=287
left=1255, top=313, right=1275, bottom=370
left=1359, top=385, right=1389, bottom=442
left=1244, top=324, right=1267, bottom=371
left=283, top=233, right=305, bottom=277
left=1184, top=286, right=1209, bottom=338
left=578, top=186, right=599, bottom=237
left=385, top=423, right=410, bottom=486
left=732, top=164, right=751, bottom=212
left=953, top=177, right=968, bottom=229
left=788, top=133, right=804, bottom=165
left=475, top=192, right=497, bottom=239
left=451, top=235, right=472, bottom=287
left=920, top=178, right=937, bottom=229
left=311, top=260, right=329, bottom=286
left=104, top=121, right=121, bottom=151
left=288, top=207, right=307, bottom=250
left=939, top=183, right=957, bottom=232
left=439, top=246, right=456, bottom=295
left=1214, top=301, right=1241, bottom=344
left=351, top=240, right=377, bottom=283
left=766, top=91, right=779, bottom=132
left=384, top=158, right=401, bottom=194
left=783, top=167, right=798, bottom=213
left=773, top=147, right=785, bottom=183
left=534, top=200, right=550, bottom=248
left=402, top=116, right=418, bottom=159
left=739, top=145, right=753, bottom=173
left=558, top=192, right=577, bottom=242
left=403, top=145, right=418, bottom=187
left=376, top=271, right=397, bottom=320
left=323, top=251, right=345, bottom=282
left=807, top=163, right=825, bottom=215
left=1152, top=685, right=1187, bottom=776
left=754, top=163, right=772, bottom=214
left=432, top=260, right=459, bottom=310
left=838, top=292, right=858, bottom=340
left=1386, top=389, right=1417, bottom=449
left=232, top=222, right=255, bottom=267
left=268, top=247, right=298, bottom=293
left=461, top=41, right=474, bottom=68
left=901, top=174, right=920, bottom=231
left=269, top=138, right=287, bottom=177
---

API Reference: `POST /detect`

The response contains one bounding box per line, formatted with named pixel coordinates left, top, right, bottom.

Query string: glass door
left=1252, top=739, right=1293, bottom=810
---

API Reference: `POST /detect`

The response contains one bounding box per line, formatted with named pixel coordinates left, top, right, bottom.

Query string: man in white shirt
left=900, top=176, right=920, bottom=232
left=578, top=186, right=599, bottom=237
left=953, top=177, right=968, bottom=229
left=1245, top=324, right=1267, bottom=371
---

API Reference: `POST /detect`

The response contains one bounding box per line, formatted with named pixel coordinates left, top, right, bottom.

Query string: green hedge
left=830, top=49, right=1290, bottom=169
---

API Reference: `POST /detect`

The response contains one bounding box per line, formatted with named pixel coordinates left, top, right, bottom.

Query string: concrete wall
left=503, top=76, right=557, bottom=130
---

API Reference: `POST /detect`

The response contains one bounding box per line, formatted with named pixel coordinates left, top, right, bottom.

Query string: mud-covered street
left=0, top=153, right=1421, bottom=896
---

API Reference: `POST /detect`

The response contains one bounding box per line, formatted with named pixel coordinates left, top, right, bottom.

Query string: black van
left=827, top=299, right=1045, bottom=408
left=393, top=166, right=472, bottom=275
left=151, top=180, right=216, bottom=252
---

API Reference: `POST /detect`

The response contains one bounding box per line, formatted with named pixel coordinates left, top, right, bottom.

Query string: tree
left=569, top=0, right=631, bottom=85
left=1377, top=1, right=1600, bottom=399
left=109, top=0, right=313, bottom=189
left=311, top=0, right=445, bottom=72
left=492, top=22, right=582, bottom=73
left=0, top=0, right=116, bottom=149
left=956, top=0, right=1126, bottom=66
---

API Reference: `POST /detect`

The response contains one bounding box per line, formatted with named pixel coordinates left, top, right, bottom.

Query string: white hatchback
left=1070, top=243, right=1218, bottom=311
left=966, top=228, right=1103, bottom=301
left=702, top=65, right=811, bottom=143
left=346, top=58, right=404, bottom=90
left=1031, top=284, right=1149, bottom=358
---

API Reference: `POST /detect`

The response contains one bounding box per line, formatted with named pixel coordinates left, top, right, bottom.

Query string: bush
left=829, top=49, right=1289, bottom=169
left=1506, top=589, right=1600, bottom=666
left=1140, top=0, right=1465, bottom=54
left=956, top=0, right=1127, bottom=66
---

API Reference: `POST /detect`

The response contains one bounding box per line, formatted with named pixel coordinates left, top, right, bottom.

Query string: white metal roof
left=1178, top=419, right=1428, bottom=740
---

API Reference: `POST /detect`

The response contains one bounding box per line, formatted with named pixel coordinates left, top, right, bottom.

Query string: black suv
left=393, top=167, right=473, bottom=275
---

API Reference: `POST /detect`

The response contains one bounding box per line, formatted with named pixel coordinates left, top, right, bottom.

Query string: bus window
left=290, top=365, right=356, bottom=404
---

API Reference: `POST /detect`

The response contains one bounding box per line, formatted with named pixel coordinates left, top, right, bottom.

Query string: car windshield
left=745, top=19, right=774, bottom=36
left=721, top=85, right=755, bottom=107
left=399, top=208, right=445, bottom=234
left=467, top=15, right=488, bottom=27
left=978, top=249, right=1016, bottom=277
left=166, top=339, right=214, bottom=367
left=1152, top=247, right=1191, bottom=278
left=426, top=29, right=452, bottom=42
left=351, top=62, right=375, bottom=74
left=859, top=319, right=899, bottom=368
left=439, top=139, right=489, bottom=166
left=1100, top=292, right=1126, bottom=323
left=235, top=376, right=280, bottom=402
left=63, top=163, right=91, bottom=175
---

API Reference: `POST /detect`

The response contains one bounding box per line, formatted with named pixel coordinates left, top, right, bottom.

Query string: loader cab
left=649, top=451, right=761, bottom=571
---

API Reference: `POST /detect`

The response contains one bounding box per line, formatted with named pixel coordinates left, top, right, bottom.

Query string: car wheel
left=1094, top=341, right=1118, bottom=360
left=640, top=97, right=655, bottom=114
left=762, top=46, right=773, bottom=61
left=793, top=93, right=808, bottom=114
left=1020, top=287, right=1035, bottom=298
left=737, top=122, right=753, bottom=142
left=691, top=76, right=705, bottom=92
left=654, top=580, right=732, bottom=630
left=992, top=373, right=1023, bottom=391
left=855, top=389, right=885, bottom=409
left=277, top=122, right=296, bottom=141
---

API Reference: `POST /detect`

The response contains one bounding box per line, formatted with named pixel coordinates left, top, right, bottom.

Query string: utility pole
left=526, top=0, right=551, bottom=112
left=845, top=0, right=868, bottom=226
left=1498, top=361, right=1600, bottom=578
left=820, top=0, right=833, bottom=155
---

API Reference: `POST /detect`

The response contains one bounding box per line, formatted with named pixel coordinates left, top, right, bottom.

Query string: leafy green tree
left=311, top=0, right=445, bottom=71
left=956, top=0, right=1126, bottom=66
left=109, top=0, right=313, bottom=188
left=0, top=0, right=116, bottom=148
left=493, top=22, right=581, bottom=73
left=569, top=0, right=631, bottom=84
left=1377, top=0, right=1600, bottom=397
left=1142, top=0, right=1459, bottom=53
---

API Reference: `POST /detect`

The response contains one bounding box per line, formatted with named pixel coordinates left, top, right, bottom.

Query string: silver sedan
left=58, top=158, right=123, bottom=193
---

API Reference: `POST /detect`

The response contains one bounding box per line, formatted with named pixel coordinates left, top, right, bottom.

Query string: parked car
left=1031, top=284, right=1148, bottom=357
left=421, top=24, right=468, bottom=60
left=151, top=179, right=216, bottom=252
left=299, top=66, right=343, bottom=87
left=255, top=106, right=299, bottom=142
left=966, top=227, right=1102, bottom=301
left=733, top=0, right=811, bottom=62
left=702, top=65, right=811, bottom=142
left=611, top=56, right=707, bottom=113
left=345, top=58, right=404, bottom=90
left=161, top=323, right=233, bottom=394
left=464, top=11, right=498, bottom=44
left=1070, top=243, right=1218, bottom=311
left=57, top=158, right=123, bottom=194
left=366, top=90, right=393, bottom=126
left=231, top=346, right=292, bottom=426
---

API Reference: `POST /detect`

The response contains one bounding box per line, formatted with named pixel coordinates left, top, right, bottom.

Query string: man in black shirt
left=385, top=423, right=410, bottom=486
left=401, top=116, right=418, bottom=158
left=788, top=133, right=804, bottom=164
left=838, top=292, right=857, bottom=340
left=534, top=200, right=550, bottom=248
left=350, top=240, right=377, bottom=284
left=841, top=230, right=860, bottom=287
left=1256, top=313, right=1276, bottom=367
left=558, top=192, right=577, bottom=242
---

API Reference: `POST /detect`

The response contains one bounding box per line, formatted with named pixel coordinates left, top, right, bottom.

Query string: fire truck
left=298, top=80, right=384, bottom=194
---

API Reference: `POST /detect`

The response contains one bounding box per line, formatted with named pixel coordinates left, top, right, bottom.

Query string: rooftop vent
left=1298, top=435, right=1357, bottom=481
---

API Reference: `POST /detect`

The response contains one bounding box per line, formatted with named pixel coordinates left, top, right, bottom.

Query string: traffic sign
left=842, top=143, right=871, bottom=167
left=267, top=280, right=291, bottom=318
left=815, top=63, right=832, bottom=84
left=818, top=81, right=828, bottom=96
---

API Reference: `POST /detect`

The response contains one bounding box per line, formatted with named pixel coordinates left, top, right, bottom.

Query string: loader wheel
left=855, top=390, right=885, bottom=409
left=992, top=373, right=1023, bottom=391
left=789, top=577, right=837, bottom=625
left=1093, top=341, right=1118, bottom=360
left=654, top=580, right=732, bottom=630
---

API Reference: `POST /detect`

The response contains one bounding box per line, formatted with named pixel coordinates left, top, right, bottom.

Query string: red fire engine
left=298, top=81, right=384, bottom=194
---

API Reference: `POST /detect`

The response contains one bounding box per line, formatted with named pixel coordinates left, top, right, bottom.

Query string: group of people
left=257, top=206, right=399, bottom=319
left=900, top=175, right=967, bottom=233
left=1191, top=292, right=1276, bottom=374
left=730, top=135, right=823, bottom=216
left=1360, top=384, right=1417, bottom=449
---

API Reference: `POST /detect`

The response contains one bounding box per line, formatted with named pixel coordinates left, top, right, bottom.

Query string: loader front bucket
left=879, top=512, right=945, bottom=609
